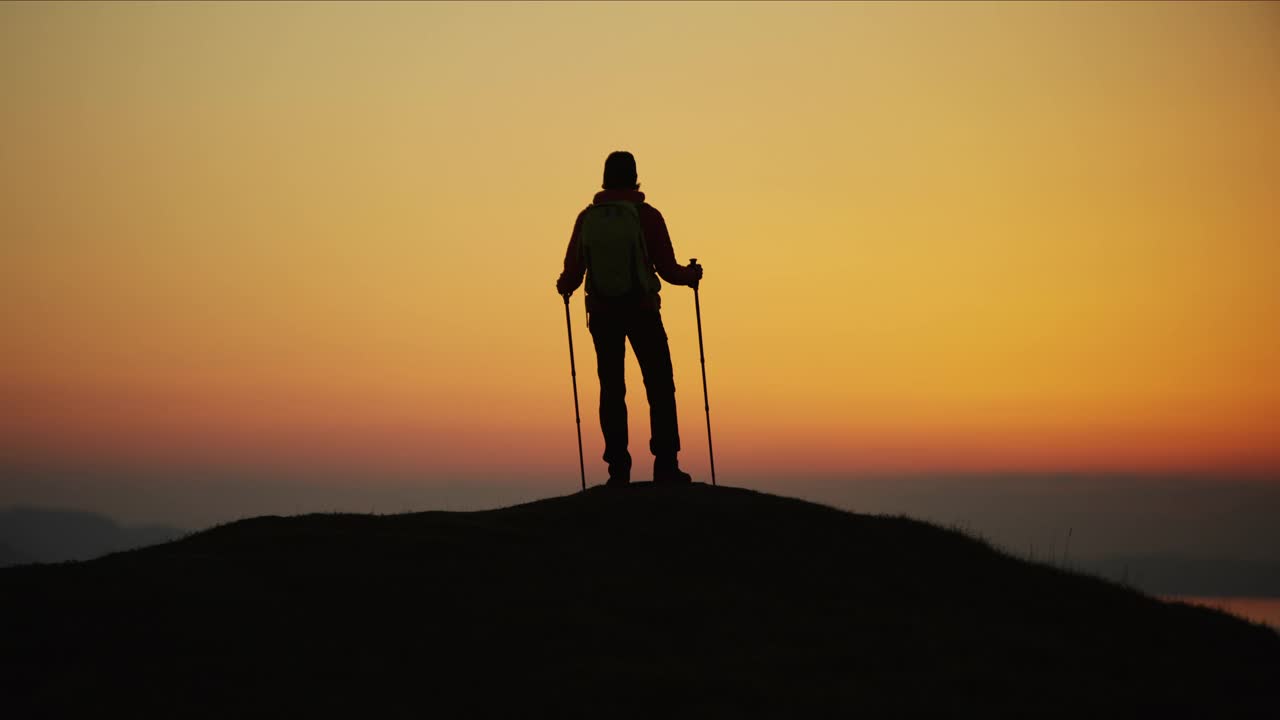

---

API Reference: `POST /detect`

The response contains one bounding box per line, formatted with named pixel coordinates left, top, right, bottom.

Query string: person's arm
left=556, top=211, right=587, bottom=296
left=641, top=205, right=701, bottom=287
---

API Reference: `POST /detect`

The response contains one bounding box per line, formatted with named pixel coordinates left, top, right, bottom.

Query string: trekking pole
left=689, top=259, right=717, bottom=486
left=563, top=293, right=587, bottom=492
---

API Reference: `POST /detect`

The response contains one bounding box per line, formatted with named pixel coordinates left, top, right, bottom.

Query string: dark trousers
left=588, top=296, right=681, bottom=476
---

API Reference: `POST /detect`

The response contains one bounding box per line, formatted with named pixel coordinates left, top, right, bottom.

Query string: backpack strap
left=578, top=204, right=593, bottom=293
left=630, top=202, right=654, bottom=291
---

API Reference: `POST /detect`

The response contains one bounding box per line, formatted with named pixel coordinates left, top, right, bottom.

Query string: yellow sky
left=2, top=2, right=1278, bottom=481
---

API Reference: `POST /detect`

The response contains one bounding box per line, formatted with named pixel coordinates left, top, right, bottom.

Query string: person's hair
left=602, top=151, right=640, bottom=191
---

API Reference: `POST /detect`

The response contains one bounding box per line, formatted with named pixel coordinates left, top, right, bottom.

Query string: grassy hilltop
left=2, top=483, right=1276, bottom=717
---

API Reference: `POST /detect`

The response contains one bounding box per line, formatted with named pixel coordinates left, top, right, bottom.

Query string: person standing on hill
left=556, top=151, right=703, bottom=486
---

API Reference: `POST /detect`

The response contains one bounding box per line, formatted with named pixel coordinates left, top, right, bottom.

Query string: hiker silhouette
left=557, top=151, right=703, bottom=485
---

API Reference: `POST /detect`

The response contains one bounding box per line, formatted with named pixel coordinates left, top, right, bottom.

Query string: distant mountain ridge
left=1087, top=552, right=1280, bottom=597
left=1, top=484, right=1276, bottom=717
left=0, top=541, right=28, bottom=567
left=0, top=507, right=185, bottom=566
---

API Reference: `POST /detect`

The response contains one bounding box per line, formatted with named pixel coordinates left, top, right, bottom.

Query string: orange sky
left=2, top=2, right=1278, bottom=486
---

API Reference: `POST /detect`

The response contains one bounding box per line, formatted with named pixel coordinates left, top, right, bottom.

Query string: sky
left=2, top=3, right=1278, bottom=541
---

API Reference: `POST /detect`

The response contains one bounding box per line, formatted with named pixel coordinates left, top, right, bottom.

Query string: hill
left=1, top=483, right=1276, bottom=717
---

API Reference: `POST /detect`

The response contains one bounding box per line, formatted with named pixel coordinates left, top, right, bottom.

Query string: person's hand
left=688, top=260, right=704, bottom=286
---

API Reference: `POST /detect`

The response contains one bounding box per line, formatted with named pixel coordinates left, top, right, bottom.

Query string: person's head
left=602, top=151, right=639, bottom=191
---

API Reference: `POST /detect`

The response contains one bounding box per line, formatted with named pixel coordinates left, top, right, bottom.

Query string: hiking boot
left=653, top=460, right=692, bottom=485
left=605, top=468, right=631, bottom=487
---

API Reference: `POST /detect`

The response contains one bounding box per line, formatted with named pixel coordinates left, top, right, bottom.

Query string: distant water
left=1166, top=596, right=1280, bottom=630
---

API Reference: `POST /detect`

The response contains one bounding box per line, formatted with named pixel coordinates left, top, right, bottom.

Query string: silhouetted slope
left=1, top=484, right=1276, bottom=718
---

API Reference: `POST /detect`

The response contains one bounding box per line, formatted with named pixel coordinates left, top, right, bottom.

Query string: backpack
left=579, top=201, right=661, bottom=298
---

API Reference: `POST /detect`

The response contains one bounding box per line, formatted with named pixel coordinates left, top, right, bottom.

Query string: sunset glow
left=3, top=2, right=1278, bottom=488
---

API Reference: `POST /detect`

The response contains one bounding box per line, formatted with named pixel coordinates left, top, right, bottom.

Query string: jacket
left=556, top=189, right=700, bottom=298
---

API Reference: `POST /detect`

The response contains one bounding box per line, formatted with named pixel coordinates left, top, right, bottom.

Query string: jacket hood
left=593, top=189, right=646, bottom=204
